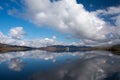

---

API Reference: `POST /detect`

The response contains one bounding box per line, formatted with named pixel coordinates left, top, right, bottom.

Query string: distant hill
left=110, top=44, right=120, bottom=51
left=91, top=44, right=120, bottom=55
left=0, top=43, right=35, bottom=53
left=38, top=44, right=120, bottom=55
left=91, top=44, right=120, bottom=50
left=39, top=45, right=91, bottom=52
left=0, top=43, right=120, bottom=55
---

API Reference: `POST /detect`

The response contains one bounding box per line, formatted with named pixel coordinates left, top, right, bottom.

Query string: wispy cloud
left=0, top=6, right=3, bottom=10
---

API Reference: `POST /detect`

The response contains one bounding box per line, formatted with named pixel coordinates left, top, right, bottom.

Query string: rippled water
left=0, top=50, right=120, bottom=80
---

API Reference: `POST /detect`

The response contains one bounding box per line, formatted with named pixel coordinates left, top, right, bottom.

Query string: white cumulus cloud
left=93, top=6, right=120, bottom=40
left=5, top=0, right=120, bottom=46
left=23, top=0, right=107, bottom=41
left=0, top=27, right=58, bottom=47
left=9, top=27, right=25, bottom=39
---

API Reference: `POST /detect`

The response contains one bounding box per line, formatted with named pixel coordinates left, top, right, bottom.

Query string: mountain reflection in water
left=0, top=50, right=120, bottom=80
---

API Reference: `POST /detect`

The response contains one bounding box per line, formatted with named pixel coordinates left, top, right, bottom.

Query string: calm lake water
left=0, top=50, right=120, bottom=80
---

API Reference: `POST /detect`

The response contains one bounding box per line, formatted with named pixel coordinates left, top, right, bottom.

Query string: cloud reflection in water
left=26, top=55, right=120, bottom=80
left=8, top=58, right=25, bottom=71
left=0, top=50, right=119, bottom=80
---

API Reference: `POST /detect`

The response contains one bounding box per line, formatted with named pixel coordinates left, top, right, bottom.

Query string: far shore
left=0, top=43, right=120, bottom=55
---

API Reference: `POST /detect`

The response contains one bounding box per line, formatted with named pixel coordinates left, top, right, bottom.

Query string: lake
left=0, top=50, right=120, bottom=80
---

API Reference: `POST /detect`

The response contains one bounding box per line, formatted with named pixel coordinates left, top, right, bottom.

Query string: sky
left=0, top=0, right=120, bottom=47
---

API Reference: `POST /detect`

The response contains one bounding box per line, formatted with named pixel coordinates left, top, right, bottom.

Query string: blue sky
left=0, top=0, right=81, bottom=43
left=77, top=0, right=120, bottom=10
left=0, top=0, right=120, bottom=46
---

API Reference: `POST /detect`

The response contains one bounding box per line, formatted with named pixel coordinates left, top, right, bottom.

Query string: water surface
left=0, top=50, right=120, bottom=80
